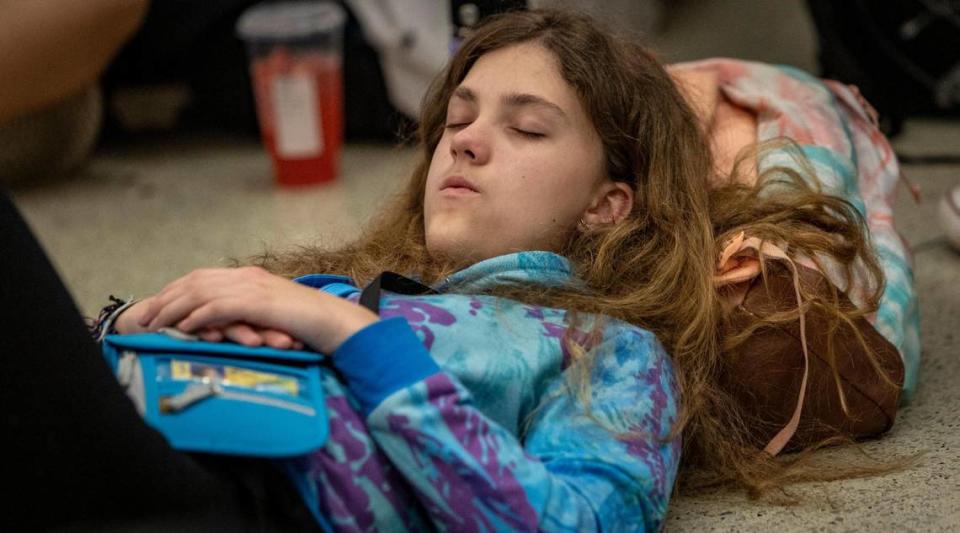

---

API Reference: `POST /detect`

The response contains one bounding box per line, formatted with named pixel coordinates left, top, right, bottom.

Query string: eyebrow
left=452, top=86, right=568, bottom=121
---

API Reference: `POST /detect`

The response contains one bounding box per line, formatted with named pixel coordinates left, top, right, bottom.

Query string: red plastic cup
left=237, top=2, right=346, bottom=186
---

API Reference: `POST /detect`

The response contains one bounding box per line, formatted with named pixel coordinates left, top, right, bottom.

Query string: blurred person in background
left=0, top=0, right=148, bottom=186
left=806, top=0, right=960, bottom=137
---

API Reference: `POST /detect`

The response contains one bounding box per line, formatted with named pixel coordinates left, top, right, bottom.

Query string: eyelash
left=443, top=123, right=545, bottom=139
left=512, top=128, right=545, bottom=139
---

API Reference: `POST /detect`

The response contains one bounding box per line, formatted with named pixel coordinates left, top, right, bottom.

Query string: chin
left=425, top=227, right=483, bottom=266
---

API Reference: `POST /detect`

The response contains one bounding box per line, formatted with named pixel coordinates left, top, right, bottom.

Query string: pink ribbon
left=714, top=231, right=809, bottom=456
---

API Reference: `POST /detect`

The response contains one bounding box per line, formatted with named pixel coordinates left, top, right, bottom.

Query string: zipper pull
left=117, top=351, right=138, bottom=387
left=160, top=382, right=220, bottom=413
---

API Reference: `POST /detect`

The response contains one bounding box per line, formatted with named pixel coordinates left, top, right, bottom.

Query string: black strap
left=359, top=272, right=439, bottom=315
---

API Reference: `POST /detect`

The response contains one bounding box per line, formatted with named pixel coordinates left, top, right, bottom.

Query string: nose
left=449, top=123, right=490, bottom=165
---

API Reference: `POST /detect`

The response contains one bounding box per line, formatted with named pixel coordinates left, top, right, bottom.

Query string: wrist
left=312, top=302, right=378, bottom=354
left=113, top=301, right=145, bottom=334
left=333, top=307, right=379, bottom=352
left=90, top=295, right=140, bottom=341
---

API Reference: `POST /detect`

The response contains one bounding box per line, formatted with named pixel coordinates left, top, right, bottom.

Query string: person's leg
left=0, top=191, right=317, bottom=531
left=0, top=85, right=102, bottom=186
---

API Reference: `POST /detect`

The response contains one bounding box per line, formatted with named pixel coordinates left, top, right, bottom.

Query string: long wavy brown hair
left=257, top=9, right=896, bottom=497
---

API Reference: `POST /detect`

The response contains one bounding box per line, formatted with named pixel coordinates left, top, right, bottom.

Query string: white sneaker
left=939, top=182, right=960, bottom=252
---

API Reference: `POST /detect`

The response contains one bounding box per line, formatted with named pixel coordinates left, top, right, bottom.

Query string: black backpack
left=806, top=0, right=960, bottom=137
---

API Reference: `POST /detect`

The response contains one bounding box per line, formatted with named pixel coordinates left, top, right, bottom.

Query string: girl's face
left=423, top=42, right=611, bottom=264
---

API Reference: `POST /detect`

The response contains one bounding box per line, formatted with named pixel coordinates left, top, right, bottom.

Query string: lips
left=440, top=175, right=479, bottom=193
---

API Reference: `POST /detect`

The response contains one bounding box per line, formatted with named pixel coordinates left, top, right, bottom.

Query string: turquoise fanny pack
left=101, top=330, right=329, bottom=457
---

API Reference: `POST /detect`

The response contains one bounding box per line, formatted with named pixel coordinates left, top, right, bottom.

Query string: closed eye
left=512, top=128, right=545, bottom=139
left=445, top=122, right=469, bottom=131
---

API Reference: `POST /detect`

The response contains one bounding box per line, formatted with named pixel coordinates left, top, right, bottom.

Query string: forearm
left=0, top=0, right=148, bottom=123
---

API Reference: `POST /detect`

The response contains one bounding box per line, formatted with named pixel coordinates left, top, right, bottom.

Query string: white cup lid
left=237, top=1, right=346, bottom=40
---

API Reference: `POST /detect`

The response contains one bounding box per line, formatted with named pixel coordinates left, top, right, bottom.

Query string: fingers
left=175, top=300, right=245, bottom=333
left=139, top=267, right=270, bottom=330
left=137, top=267, right=316, bottom=351
left=259, top=328, right=295, bottom=350
left=138, top=272, right=198, bottom=327
left=144, top=291, right=205, bottom=331
left=139, top=268, right=229, bottom=327
left=143, top=282, right=230, bottom=331
left=195, top=325, right=303, bottom=351
left=197, top=327, right=224, bottom=343
left=114, top=298, right=154, bottom=334
left=140, top=282, right=195, bottom=328
left=220, top=323, right=264, bottom=347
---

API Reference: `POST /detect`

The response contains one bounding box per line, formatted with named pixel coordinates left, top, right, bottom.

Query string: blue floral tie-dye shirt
left=282, top=251, right=681, bottom=532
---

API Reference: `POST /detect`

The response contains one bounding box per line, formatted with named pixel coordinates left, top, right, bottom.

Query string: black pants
left=0, top=191, right=319, bottom=532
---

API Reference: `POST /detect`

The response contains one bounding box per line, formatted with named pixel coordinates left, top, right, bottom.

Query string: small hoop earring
left=578, top=218, right=590, bottom=231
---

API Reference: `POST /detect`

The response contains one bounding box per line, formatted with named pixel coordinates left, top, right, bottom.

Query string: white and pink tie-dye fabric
left=673, top=58, right=921, bottom=400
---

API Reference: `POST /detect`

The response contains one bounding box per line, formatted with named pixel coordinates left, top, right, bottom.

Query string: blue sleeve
left=346, top=321, right=681, bottom=532
left=331, top=316, right=441, bottom=416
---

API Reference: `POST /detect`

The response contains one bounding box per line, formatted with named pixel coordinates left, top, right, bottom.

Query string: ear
left=581, top=181, right=634, bottom=228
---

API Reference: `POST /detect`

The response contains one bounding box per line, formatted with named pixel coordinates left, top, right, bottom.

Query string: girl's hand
left=137, top=267, right=379, bottom=354
left=114, top=296, right=304, bottom=350
left=194, top=324, right=304, bottom=351
left=114, top=299, right=152, bottom=334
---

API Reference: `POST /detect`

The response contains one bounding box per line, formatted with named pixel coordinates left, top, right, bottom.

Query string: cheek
left=506, top=156, right=593, bottom=218
left=428, top=136, right=452, bottom=173
left=423, top=141, right=447, bottom=197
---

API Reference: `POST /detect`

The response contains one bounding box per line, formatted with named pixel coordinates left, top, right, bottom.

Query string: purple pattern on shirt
left=524, top=306, right=545, bottom=320
left=311, top=394, right=421, bottom=531
left=379, top=299, right=456, bottom=350
left=468, top=298, right=484, bottom=316
left=385, top=374, right=540, bottom=531
left=538, top=320, right=594, bottom=370
left=620, top=343, right=679, bottom=498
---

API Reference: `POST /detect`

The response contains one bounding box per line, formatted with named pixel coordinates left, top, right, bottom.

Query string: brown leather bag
left=720, top=261, right=905, bottom=453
